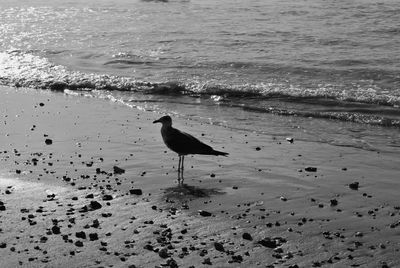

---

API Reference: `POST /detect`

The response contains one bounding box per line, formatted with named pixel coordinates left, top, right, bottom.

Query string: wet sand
left=0, top=86, right=399, bottom=268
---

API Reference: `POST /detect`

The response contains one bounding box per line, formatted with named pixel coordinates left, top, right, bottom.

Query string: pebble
left=89, top=201, right=102, bottom=210
left=51, top=226, right=61, bottom=235
left=76, top=231, right=86, bottom=239
left=349, top=182, right=359, bottom=190
left=242, top=232, right=253, bottom=241
left=214, top=242, right=225, bottom=252
left=130, top=189, right=143, bottom=195
left=305, top=167, right=317, bottom=172
left=45, top=139, right=53, bottom=145
left=198, top=210, right=212, bottom=217
left=113, top=166, right=125, bottom=174
left=75, top=241, right=84, bottom=247
left=258, top=237, right=280, bottom=248
left=158, top=248, right=169, bottom=259
left=102, top=195, right=113, bottom=201
left=89, top=233, right=99, bottom=241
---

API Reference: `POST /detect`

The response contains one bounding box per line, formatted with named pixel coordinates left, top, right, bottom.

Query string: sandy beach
left=0, top=86, right=399, bottom=268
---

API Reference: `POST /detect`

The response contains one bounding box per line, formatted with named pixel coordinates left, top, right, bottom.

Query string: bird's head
left=153, top=115, right=172, bottom=127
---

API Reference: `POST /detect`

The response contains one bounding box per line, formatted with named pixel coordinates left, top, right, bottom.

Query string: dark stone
left=158, top=248, right=169, bottom=259
left=75, top=241, right=84, bottom=247
left=113, top=166, right=125, bottom=174
left=144, top=244, right=154, bottom=251
left=258, top=238, right=277, bottom=248
left=102, top=195, right=113, bottom=201
left=258, top=237, right=286, bottom=249
left=202, top=258, right=212, bottom=265
left=199, top=210, right=212, bottom=217
left=45, top=139, right=53, bottom=145
left=76, top=231, right=86, bottom=239
left=130, top=189, right=143, bottom=195
left=214, top=242, right=225, bottom=252
left=349, top=182, right=359, bottom=190
left=89, top=233, right=98, bottom=241
left=165, top=258, right=178, bottom=268
left=92, top=219, right=100, bottom=228
left=51, top=226, right=61, bottom=234
left=231, top=255, right=243, bottom=263
left=305, top=167, right=317, bottom=172
left=89, top=201, right=102, bottom=210
left=0, top=242, right=6, bottom=248
left=242, top=232, right=253, bottom=241
left=330, top=199, right=338, bottom=206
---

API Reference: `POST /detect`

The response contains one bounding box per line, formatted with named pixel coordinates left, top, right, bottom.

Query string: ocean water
left=0, top=0, right=399, bottom=152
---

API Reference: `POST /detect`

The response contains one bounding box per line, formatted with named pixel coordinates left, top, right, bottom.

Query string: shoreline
left=0, top=86, right=399, bottom=267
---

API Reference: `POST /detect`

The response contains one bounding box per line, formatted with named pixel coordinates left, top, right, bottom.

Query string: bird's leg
left=177, top=155, right=182, bottom=184
left=181, top=155, right=185, bottom=184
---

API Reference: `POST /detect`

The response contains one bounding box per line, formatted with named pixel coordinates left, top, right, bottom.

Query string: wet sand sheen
left=0, top=86, right=399, bottom=267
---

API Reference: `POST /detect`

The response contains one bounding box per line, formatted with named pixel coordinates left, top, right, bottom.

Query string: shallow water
left=0, top=0, right=399, bottom=152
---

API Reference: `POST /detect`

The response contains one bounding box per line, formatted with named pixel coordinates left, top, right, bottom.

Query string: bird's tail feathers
left=212, top=150, right=229, bottom=157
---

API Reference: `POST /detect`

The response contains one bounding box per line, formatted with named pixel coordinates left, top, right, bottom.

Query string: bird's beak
left=153, top=119, right=160, bottom=124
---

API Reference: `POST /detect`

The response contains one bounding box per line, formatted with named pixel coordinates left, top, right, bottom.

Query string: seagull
left=153, top=115, right=228, bottom=184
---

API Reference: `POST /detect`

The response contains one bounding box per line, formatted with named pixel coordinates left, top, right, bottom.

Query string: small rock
left=89, top=233, right=98, bottom=241
left=102, top=195, right=113, bottom=201
left=349, top=182, right=359, bottom=190
left=202, top=258, right=212, bottom=265
left=305, top=167, right=317, bottom=172
left=231, top=254, right=243, bottom=263
left=51, top=226, right=61, bottom=235
left=355, top=232, right=363, bottom=237
left=144, top=244, right=154, bottom=251
left=76, top=231, right=86, bottom=239
left=258, top=238, right=277, bottom=248
left=214, top=242, right=225, bottom=252
left=130, top=189, right=143, bottom=195
left=330, top=199, right=338, bottom=206
left=158, top=248, right=169, bottom=259
left=242, top=233, right=253, bottom=241
left=198, top=210, right=212, bottom=217
left=45, top=139, right=53, bottom=145
left=113, top=166, right=125, bottom=174
left=89, top=201, right=102, bottom=210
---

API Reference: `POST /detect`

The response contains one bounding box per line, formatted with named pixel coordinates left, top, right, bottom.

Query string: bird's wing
left=165, top=128, right=214, bottom=155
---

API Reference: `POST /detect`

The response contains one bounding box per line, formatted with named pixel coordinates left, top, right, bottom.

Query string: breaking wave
left=1, top=50, right=399, bottom=127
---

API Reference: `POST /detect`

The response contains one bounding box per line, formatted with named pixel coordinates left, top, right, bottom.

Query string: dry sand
left=0, top=86, right=399, bottom=268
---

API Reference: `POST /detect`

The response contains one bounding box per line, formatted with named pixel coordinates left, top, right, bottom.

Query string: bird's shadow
left=163, top=184, right=224, bottom=200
